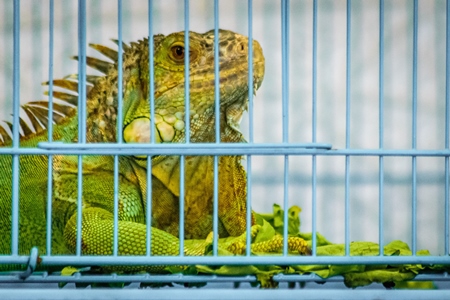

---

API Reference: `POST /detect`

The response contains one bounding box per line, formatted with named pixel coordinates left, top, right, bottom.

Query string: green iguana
left=0, top=29, right=310, bottom=272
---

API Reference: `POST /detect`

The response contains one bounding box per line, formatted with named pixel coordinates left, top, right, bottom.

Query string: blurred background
left=0, top=0, right=448, bottom=256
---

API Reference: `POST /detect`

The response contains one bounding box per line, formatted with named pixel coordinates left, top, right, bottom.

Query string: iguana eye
left=170, top=45, right=185, bottom=61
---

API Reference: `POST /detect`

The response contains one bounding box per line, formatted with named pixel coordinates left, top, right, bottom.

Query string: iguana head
left=122, top=29, right=265, bottom=145
left=0, top=30, right=264, bottom=147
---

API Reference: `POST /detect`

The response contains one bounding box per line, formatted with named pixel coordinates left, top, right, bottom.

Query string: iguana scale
left=0, top=29, right=309, bottom=272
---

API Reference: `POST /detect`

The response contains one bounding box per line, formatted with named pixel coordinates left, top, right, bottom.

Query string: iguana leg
left=64, top=207, right=180, bottom=257
left=54, top=155, right=205, bottom=259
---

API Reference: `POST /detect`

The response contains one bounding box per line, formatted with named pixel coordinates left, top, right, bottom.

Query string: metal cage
left=0, top=0, right=449, bottom=298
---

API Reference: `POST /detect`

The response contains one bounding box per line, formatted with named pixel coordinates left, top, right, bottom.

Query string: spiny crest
left=0, top=41, right=126, bottom=146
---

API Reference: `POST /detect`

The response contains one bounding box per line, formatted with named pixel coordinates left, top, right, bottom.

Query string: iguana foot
left=226, top=225, right=311, bottom=256
left=251, top=236, right=312, bottom=255
left=226, top=225, right=261, bottom=254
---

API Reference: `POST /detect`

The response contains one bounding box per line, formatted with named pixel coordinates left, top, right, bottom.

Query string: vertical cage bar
left=184, top=0, right=190, bottom=144
left=76, top=0, right=87, bottom=256
left=283, top=152, right=289, bottom=256
left=179, top=0, right=190, bottom=256
left=344, top=0, right=352, bottom=256
left=113, top=0, right=124, bottom=257
left=212, top=0, right=220, bottom=256
left=246, top=0, right=254, bottom=257
left=46, top=0, right=55, bottom=255
left=214, top=1, right=220, bottom=144
left=77, top=1, right=87, bottom=143
left=10, top=0, right=20, bottom=256
left=247, top=0, right=254, bottom=144
left=145, top=155, right=153, bottom=256
left=146, top=0, right=155, bottom=256
left=411, top=0, right=418, bottom=255
left=378, top=0, right=385, bottom=256
left=179, top=154, right=185, bottom=256
left=281, top=2, right=289, bottom=142
left=245, top=155, right=252, bottom=258
left=281, top=0, right=290, bottom=255
left=311, top=0, right=318, bottom=256
left=445, top=0, right=450, bottom=256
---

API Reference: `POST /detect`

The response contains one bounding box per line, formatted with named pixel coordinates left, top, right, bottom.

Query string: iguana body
left=0, top=29, right=309, bottom=271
